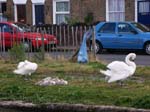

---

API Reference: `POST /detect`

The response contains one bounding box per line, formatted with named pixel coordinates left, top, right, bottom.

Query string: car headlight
left=35, top=37, right=47, bottom=41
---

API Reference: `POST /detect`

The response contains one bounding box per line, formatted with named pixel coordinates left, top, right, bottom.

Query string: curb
left=0, top=101, right=150, bottom=112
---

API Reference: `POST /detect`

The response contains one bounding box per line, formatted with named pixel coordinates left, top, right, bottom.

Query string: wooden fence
left=34, top=25, right=93, bottom=48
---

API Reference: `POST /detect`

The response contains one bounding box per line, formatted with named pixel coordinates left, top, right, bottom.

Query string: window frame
left=106, top=0, right=125, bottom=22
left=14, top=0, right=27, bottom=23
left=53, top=0, right=70, bottom=24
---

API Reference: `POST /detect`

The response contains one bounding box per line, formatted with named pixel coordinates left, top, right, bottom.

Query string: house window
left=53, top=0, right=70, bottom=24
left=139, top=1, right=150, bottom=13
left=106, top=0, right=125, bottom=21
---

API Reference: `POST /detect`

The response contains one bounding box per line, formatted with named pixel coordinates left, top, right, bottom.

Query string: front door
left=35, top=5, right=44, bottom=25
left=138, top=0, right=150, bottom=25
left=17, top=5, right=26, bottom=23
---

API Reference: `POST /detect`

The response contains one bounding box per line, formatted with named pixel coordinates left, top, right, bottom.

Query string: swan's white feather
left=13, top=60, right=38, bottom=76
left=100, top=70, right=112, bottom=77
left=100, top=53, right=136, bottom=83
left=108, top=73, right=128, bottom=83
left=17, top=61, right=25, bottom=69
left=107, top=61, right=133, bottom=74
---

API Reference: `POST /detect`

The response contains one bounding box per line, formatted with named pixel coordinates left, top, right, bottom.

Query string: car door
left=96, top=23, right=118, bottom=48
left=116, top=23, right=141, bottom=49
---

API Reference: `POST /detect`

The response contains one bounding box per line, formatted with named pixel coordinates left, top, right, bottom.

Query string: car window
left=118, top=23, right=137, bottom=34
left=0, top=23, right=12, bottom=33
left=132, top=22, right=150, bottom=32
left=99, top=23, right=116, bottom=33
left=11, top=23, right=23, bottom=32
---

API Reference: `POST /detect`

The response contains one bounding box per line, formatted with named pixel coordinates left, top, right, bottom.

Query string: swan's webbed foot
left=116, top=81, right=125, bottom=86
left=23, top=75, right=31, bottom=81
left=105, top=76, right=109, bottom=81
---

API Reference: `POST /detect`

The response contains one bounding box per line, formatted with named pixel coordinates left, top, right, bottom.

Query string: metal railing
left=0, top=24, right=95, bottom=61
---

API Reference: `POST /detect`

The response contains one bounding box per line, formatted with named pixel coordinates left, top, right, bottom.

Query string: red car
left=0, top=22, right=58, bottom=51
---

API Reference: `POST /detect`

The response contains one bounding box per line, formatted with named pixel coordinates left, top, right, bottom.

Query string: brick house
left=0, top=0, right=150, bottom=26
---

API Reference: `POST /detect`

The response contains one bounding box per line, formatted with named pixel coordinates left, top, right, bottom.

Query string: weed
left=8, top=44, right=26, bottom=62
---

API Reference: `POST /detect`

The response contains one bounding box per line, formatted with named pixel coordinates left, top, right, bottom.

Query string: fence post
left=63, top=25, right=66, bottom=52
left=41, top=29, right=45, bottom=60
left=92, top=26, right=96, bottom=61
left=75, top=26, right=78, bottom=47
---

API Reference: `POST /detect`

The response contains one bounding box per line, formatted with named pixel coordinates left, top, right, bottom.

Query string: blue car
left=95, top=21, right=150, bottom=54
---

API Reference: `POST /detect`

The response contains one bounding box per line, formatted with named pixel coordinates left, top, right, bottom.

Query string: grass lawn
left=0, top=59, right=150, bottom=109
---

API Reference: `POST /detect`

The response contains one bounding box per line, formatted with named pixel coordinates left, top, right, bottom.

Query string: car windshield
left=14, top=22, right=31, bottom=32
left=131, top=22, right=150, bottom=32
left=11, top=23, right=24, bottom=32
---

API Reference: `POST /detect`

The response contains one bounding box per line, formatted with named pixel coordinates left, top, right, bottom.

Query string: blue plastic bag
left=77, top=29, right=93, bottom=63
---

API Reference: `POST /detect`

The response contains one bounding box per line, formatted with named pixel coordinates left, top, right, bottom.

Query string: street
left=97, top=52, right=150, bottom=66
left=0, top=50, right=150, bottom=66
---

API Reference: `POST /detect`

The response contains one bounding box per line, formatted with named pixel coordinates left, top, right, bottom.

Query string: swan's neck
left=125, top=56, right=136, bottom=71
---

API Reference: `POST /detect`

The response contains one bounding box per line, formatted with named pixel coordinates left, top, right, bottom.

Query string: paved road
left=97, top=52, right=150, bottom=66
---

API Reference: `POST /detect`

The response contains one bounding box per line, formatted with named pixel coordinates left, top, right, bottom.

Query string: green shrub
left=84, top=13, right=94, bottom=25
left=8, top=44, right=26, bottom=62
left=65, top=17, right=80, bottom=26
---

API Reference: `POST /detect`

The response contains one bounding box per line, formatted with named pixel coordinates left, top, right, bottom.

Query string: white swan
left=13, top=60, right=38, bottom=76
left=100, top=53, right=136, bottom=83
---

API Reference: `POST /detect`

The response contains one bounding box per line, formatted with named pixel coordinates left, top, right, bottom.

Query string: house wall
left=70, top=0, right=106, bottom=23
left=6, top=0, right=14, bottom=21
left=26, top=0, right=32, bottom=25
left=125, top=0, right=135, bottom=21
left=5, top=0, right=136, bottom=25
left=45, top=0, right=53, bottom=24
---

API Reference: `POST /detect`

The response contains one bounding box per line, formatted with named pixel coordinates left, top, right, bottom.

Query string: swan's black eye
left=130, top=57, right=135, bottom=61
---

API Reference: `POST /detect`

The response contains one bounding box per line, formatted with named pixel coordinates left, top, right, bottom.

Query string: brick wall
left=125, top=0, right=135, bottom=21
left=45, top=0, right=53, bottom=24
left=70, top=0, right=106, bottom=23
left=26, top=0, right=32, bottom=25
left=6, top=0, right=14, bottom=21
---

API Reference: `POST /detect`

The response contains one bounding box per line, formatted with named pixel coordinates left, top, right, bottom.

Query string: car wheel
left=145, top=43, right=150, bottom=55
left=95, top=41, right=103, bottom=54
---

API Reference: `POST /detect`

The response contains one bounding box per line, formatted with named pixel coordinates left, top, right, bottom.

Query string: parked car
left=95, top=21, right=150, bottom=54
left=0, top=22, right=58, bottom=51
left=14, top=22, right=31, bottom=32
